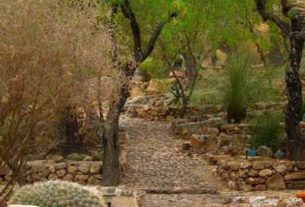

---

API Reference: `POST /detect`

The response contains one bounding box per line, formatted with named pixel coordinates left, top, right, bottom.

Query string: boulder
left=266, top=174, right=286, bottom=190
left=256, top=146, right=273, bottom=158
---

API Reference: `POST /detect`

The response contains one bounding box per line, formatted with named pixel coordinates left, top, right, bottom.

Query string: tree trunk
left=102, top=114, right=120, bottom=186
left=286, top=20, right=305, bottom=160
left=102, top=66, right=134, bottom=186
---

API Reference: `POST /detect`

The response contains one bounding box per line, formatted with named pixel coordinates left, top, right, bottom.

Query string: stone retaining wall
left=209, top=155, right=305, bottom=191
left=0, top=160, right=103, bottom=185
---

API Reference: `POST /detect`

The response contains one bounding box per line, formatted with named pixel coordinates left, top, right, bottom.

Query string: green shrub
left=9, top=181, right=105, bottom=207
left=222, top=52, right=262, bottom=123
left=249, top=112, right=283, bottom=152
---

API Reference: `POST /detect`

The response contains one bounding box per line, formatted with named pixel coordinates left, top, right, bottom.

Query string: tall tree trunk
left=102, top=111, right=120, bottom=186
left=102, top=65, right=134, bottom=186
left=286, top=19, right=305, bottom=160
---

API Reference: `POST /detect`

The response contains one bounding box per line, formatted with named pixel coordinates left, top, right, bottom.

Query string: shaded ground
left=120, top=116, right=304, bottom=207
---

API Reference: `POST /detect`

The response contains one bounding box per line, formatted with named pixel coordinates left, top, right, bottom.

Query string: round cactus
left=9, top=181, right=105, bottom=207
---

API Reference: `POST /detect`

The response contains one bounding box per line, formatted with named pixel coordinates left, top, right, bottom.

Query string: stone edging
left=209, top=155, right=305, bottom=191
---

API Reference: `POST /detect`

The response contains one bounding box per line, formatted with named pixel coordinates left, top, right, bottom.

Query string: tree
left=255, top=0, right=305, bottom=160
left=99, top=0, right=178, bottom=186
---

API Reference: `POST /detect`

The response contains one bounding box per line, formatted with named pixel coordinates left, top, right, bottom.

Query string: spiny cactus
left=9, top=181, right=105, bottom=207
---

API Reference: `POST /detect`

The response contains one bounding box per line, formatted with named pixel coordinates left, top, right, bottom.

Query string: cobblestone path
left=120, top=117, right=304, bottom=207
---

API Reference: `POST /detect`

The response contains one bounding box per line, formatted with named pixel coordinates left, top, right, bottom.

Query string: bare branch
left=141, top=12, right=177, bottom=62
left=120, top=0, right=142, bottom=61
left=255, top=0, right=290, bottom=37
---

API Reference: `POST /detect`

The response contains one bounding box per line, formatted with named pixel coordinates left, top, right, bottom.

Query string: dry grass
left=0, top=0, right=114, bottom=199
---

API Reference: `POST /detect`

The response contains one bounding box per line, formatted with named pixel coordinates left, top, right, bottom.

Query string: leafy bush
left=9, top=181, right=105, bottom=207
left=249, top=112, right=284, bottom=152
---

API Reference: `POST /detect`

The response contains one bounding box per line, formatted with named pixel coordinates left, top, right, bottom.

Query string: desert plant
left=249, top=112, right=284, bottom=152
left=222, top=52, right=260, bottom=123
left=0, top=0, right=111, bottom=198
left=9, top=181, right=105, bottom=207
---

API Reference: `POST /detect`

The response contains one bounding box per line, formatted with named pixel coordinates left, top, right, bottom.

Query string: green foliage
left=9, top=181, right=105, bottom=207
left=249, top=112, right=284, bottom=152
left=168, top=82, right=184, bottom=106
left=223, top=52, right=256, bottom=120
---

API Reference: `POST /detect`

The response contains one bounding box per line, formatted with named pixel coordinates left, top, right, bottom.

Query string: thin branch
left=255, top=0, right=290, bottom=37
left=120, top=0, right=142, bottom=61
left=142, top=12, right=177, bottom=62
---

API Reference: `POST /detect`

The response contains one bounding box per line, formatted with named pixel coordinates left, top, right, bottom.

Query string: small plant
left=249, top=112, right=283, bottom=152
left=9, top=181, right=105, bottom=207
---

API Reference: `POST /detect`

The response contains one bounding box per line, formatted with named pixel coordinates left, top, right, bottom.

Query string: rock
left=190, top=135, right=207, bottom=150
left=245, top=177, right=265, bottom=185
left=248, top=169, right=259, bottom=177
left=227, top=161, right=240, bottom=171
left=266, top=174, right=286, bottom=190
left=92, top=174, right=102, bottom=180
left=46, top=154, right=64, bottom=163
left=256, top=146, right=273, bottom=158
left=66, top=153, right=87, bottom=161
left=56, top=169, right=67, bottom=177
left=78, top=164, right=90, bottom=174
left=273, top=164, right=287, bottom=174
left=239, top=184, right=253, bottom=191
left=87, top=176, right=102, bottom=185
left=215, top=49, right=228, bottom=66
left=75, top=173, right=89, bottom=182
left=259, top=169, right=273, bottom=177
left=255, top=185, right=267, bottom=191
left=293, top=161, right=305, bottom=170
left=90, top=164, right=102, bottom=174
left=67, top=165, right=78, bottom=174
left=48, top=173, right=58, bottom=180
left=274, top=149, right=286, bottom=159
left=249, top=196, right=279, bottom=207
left=63, top=174, right=74, bottom=181
left=83, top=156, right=93, bottom=161
left=238, top=169, right=248, bottom=178
left=182, top=142, right=191, bottom=151
left=133, top=69, right=151, bottom=82
left=54, top=163, right=67, bottom=170
left=284, top=172, right=305, bottom=181
left=253, top=160, right=272, bottom=170
left=287, top=181, right=305, bottom=189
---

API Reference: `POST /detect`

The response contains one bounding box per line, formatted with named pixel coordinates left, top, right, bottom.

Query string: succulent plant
left=9, top=181, right=105, bottom=207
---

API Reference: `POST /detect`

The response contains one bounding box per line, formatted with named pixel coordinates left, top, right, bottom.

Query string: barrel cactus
left=9, top=181, right=105, bottom=207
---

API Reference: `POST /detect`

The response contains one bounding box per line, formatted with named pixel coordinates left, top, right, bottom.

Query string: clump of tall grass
left=249, top=112, right=284, bottom=152
left=191, top=52, right=279, bottom=123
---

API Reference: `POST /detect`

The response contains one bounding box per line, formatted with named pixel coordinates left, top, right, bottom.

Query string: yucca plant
left=249, top=112, right=284, bottom=152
